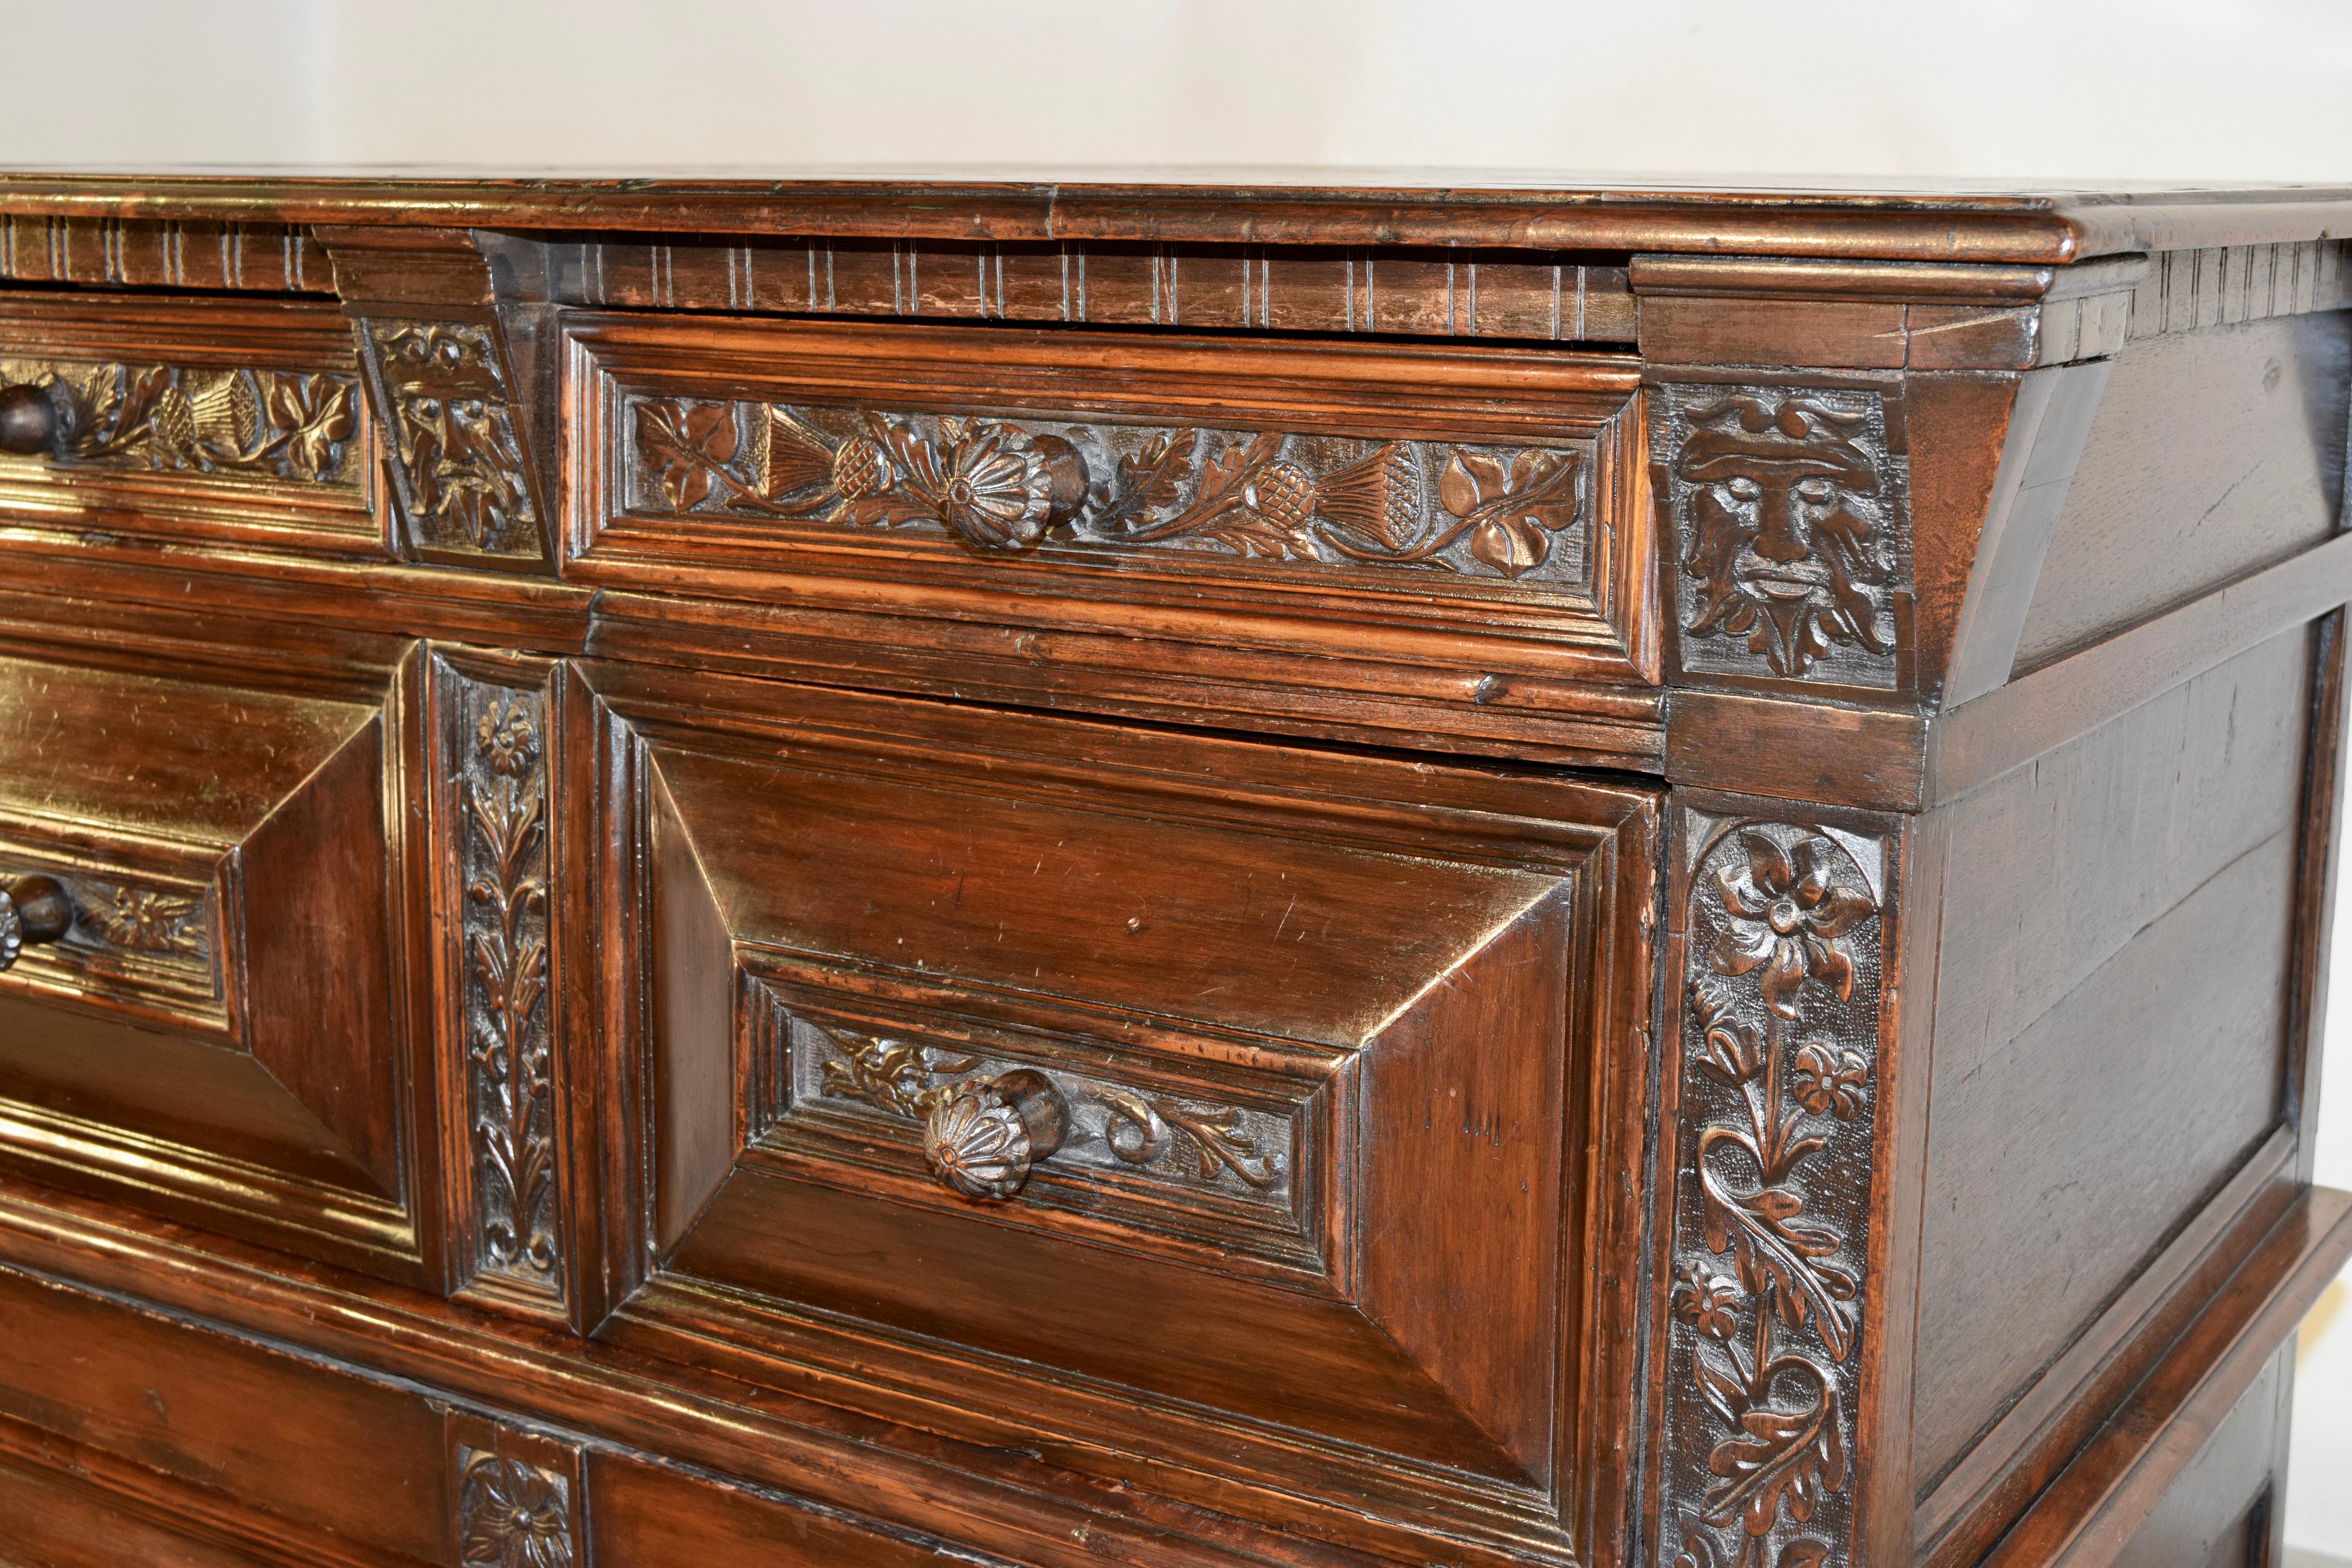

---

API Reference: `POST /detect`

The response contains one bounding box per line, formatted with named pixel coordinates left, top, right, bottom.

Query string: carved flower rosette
left=1666, top=821, right=1885, bottom=1568
left=628, top=396, right=1591, bottom=584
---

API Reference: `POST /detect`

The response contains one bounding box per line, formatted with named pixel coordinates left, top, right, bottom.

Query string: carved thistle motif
left=805, top=1018, right=1281, bottom=1192
left=1655, top=386, right=1906, bottom=687
left=459, top=688, right=559, bottom=1294
left=630, top=397, right=1589, bottom=581
left=457, top=1448, right=572, bottom=1568
left=1667, top=821, right=1884, bottom=1568
left=365, top=321, right=539, bottom=556
left=0, top=358, right=358, bottom=483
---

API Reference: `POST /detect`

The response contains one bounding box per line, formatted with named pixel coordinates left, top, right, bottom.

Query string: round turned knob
left=0, top=384, right=58, bottom=457
left=922, top=1069, right=1069, bottom=1201
left=0, top=875, right=73, bottom=972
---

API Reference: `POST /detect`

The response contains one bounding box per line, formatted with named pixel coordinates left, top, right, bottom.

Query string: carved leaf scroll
left=1668, top=820, right=1884, bottom=1568
left=626, top=395, right=1591, bottom=584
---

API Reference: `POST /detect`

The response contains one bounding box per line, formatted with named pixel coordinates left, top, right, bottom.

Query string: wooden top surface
left=2, top=169, right=2349, bottom=261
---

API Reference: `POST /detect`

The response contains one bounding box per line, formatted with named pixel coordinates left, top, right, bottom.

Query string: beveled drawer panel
left=0, top=293, right=384, bottom=557
left=584, top=659, right=1657, bottom=1566
left=561, top=317, right=1658, bottom=768
left=0, top=613, right=433, bottom=1283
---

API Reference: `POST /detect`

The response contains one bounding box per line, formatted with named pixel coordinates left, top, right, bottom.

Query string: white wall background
left=0, top=0, right=2347, bottom=1551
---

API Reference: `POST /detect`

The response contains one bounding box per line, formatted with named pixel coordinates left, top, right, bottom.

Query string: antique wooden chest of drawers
left=0, top=175, right=2347, bottom=1568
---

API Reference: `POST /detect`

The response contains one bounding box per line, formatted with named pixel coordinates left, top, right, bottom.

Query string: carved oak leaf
left=1100, top=428, right=1199, bottom=532
left=635, top=399, right=737, bottom=511
left=266, top=372, right=355, bottom=479
left=1440, top=447, right=1581, bottom=578
left=1703, top=1366, right=1846, bottom=1535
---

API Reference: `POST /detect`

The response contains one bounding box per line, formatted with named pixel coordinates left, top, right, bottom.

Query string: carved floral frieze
left=1655, top=385, right=1908, bottom=688
left=629, top=396, right=1590, bottom=583
left=1666, top=819, right=1885, bottom=1568
left=797, top=1015, right=1282, bottom=1194
left=0, top=358, right=358, bottom=485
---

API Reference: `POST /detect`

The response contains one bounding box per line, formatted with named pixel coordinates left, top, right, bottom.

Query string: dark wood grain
left=1980, top=1187, right=2352, bottom=1568
left=1914, top=626, right=2312, bottom=1480
left=0, top=171, right=2339, bottom=1568
left=4, top=174, right=2352, bottom=261
left=2011, top=311, right=2352, bottom=674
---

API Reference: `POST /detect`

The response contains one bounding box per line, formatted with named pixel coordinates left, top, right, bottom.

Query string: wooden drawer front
left=590, top=661, right=1656, bottom=1564
left=0, top=1266, right=957, bottom=1568
left=0, top=293, right=382, bottom=557
left=0, top=639, right=428, bottom=1281
left=563, top=317, right=1653, bottom=694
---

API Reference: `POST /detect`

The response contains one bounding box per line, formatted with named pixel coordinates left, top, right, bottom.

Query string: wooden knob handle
left=0, top=384, right=58, bottom=456
left=922, top=1069, right=1069, bottom=1200
left=0, top=875, right=73, bottom=971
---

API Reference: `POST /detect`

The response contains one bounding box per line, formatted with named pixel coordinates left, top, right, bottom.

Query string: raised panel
left=561, top=316, right=1656, bottom=703
left=589, top=660, right=1656, bottom=1566
left=0, top=634, right=430, bottom=1281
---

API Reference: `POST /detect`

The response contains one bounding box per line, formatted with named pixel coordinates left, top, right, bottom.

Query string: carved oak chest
left=0, top=175, right=2344, bottom=1568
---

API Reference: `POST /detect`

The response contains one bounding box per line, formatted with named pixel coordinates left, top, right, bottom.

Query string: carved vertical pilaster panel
left=433, top=651, right=567, bottom=1316
left=1651, top=378, right=1913, bottom=694
left=318, top=225, right=552, bottom=569
left=445, top=1410, right=581, bottom=1568
left=1662, top=809, right=1891, bottom=1568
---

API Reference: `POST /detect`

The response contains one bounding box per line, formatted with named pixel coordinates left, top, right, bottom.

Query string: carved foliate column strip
left=1659, top=802, right=1902, bottom=1568
left=431, top=647, right=572, bottom=1320
left=317, top=227, right=553, bottom=570
left=444, top=1408, right=583, bottom=1568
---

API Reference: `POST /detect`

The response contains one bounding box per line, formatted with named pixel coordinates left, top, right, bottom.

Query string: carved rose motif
left=458, top=1452, right=571, bottom=1568
left=92, top=887, right=202, bottom=954
left=1673, top=1264, right=1744, bottom=1341
left=1676, top=393, right=1895, bottom=679
left=1790, top=1042, right=1870, bottom=1120
left=476, top=702, right=539, bottom=779
left=461, top=686, right=557, bottom=1289
left=1708, top=834, right=1876, bottom=1019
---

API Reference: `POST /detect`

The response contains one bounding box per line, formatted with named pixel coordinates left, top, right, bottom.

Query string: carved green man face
left=1677, top=395, right=1894, bottom=679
